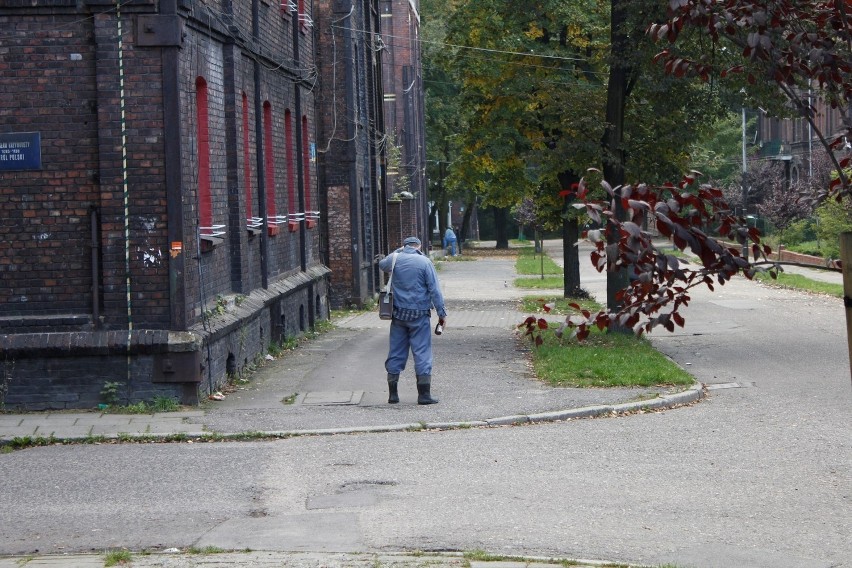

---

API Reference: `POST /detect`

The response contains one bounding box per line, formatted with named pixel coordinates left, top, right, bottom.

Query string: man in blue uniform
left=379, top=236, right=447, bottom=405
left=442, top=227, right=458, bottom=256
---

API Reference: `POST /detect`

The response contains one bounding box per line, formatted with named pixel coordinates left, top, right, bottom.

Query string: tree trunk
left=494, top=206, right=510, bottom=249
left=558, top=170, right=582, bottom=297
left=459, top=195, right=475, bottom=241
left=602, top=0, right=631, bottom=329
left=563, top=217, right=582, bottom=297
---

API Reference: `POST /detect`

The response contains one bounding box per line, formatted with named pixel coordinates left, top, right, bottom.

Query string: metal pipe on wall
left=90, top=207, right=100, bottom=327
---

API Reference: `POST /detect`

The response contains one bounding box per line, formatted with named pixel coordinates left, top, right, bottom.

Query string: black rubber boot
left=416, top=375, right=438, bottom=405
left=387, top=373, right=400, bottom=404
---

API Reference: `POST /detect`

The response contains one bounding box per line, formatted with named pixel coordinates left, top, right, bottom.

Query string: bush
left=783, top=218, right=817, bottom=247
left=815, top=199, right=852, bottom=258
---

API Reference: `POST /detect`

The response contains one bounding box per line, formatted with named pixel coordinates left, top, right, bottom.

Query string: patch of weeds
left=282, top=393, right=298, bottom=405
left=100, top=381, right=125, bottom=406
left=203, top=295, right=230, bottom=320
left=124, top=401, right=150, bottom=414
left=14, top=555, right=35, bottom=566
left=103, top=549, right=133, bottom=566
left=186, top=546, right=225, bottom=554
left=149, top=395, right=180, bottom=412
left=312, top=319, right=335, bottom=334
left=462, top=550, right=504, bottom=562
left=5, top=435, right=57, bottom=450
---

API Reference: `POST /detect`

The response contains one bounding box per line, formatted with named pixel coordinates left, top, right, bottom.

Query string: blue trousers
left=385, top=315, right=433, bottom=376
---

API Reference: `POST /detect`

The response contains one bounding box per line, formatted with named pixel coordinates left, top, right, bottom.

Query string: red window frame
left=285, top=110, right=298, bottom=232
left=263, top=102, right=279, bottom=236
left=242, top=93, right=253, bottom=224
left=195, top=77, right=212, bottom=234
left=302, top=115, right=315, bottom=228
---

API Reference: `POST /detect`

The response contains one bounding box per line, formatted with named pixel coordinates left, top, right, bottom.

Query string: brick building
left=0, top=0, right=329, bottom=409
left=379, top=0, right=428, bottom=248
left=756, top=99, right=851, bottom=186
left=314, top=0, right=427, bottom=309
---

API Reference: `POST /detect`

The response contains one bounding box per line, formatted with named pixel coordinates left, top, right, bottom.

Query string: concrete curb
left=1, top=382, right=704, bottom=445
left=0, top=549, right=661, bottom=568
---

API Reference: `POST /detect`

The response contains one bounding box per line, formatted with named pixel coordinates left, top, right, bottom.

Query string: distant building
left=755, top=97, right=851, bottom=186
left=315, top=0, right=428, bottom=308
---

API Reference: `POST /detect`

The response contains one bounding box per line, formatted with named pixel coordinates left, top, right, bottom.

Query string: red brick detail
left=196, top=77, right=212, bottom=231
left=263, top=101, right=277, bottom=222
left=302, top=114, right=312, bottom=217
left=242, top=92, right=253, bottom=220
left=285, top=109, right=295, bottom=214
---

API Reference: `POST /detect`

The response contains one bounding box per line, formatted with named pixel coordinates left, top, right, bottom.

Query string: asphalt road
left=0, top=241, right=849, bottom=568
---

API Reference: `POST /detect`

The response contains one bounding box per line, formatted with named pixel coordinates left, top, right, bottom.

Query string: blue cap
left=403, top=236, right=421, bottom=246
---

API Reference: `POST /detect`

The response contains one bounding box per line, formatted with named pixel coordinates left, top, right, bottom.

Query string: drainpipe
left=254, top=0, right=270, bottom=288
left=293, top=7, right=307, bottom=273
left=90, top=206, right=100, bottom=327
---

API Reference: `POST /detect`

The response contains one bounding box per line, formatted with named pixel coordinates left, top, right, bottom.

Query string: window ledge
left=200, top=234, right=224, bottom=252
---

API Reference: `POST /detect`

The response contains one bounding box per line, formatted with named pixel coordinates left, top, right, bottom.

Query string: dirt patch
left=455, top=246, right=519, bottom=259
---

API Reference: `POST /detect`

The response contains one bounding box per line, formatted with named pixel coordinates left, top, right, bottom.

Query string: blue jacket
left=379, top=246, right=447, bottom=317
left=442, top=228, right=457, bottom=248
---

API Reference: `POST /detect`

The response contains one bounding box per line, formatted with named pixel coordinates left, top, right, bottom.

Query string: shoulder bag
left=378, top=253, right=398, bottom=320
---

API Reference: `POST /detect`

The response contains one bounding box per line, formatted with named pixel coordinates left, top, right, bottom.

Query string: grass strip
left=515, top=276, right=564, bottom=289
left=516, top=248, right=563, bottom=275
left=531, top=328, right=693, bottom=388
left=754, top=270, right=842, bottom=298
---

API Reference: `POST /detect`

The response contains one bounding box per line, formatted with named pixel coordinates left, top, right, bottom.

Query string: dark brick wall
left=386, top=196, right=418, bottom=251
left=0, top=0, right=332, bottom=409
left=0, top=15, right=100, bottom=318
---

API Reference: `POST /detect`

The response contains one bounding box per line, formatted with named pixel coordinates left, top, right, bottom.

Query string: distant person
left=443, top=227, right=458, bottom=256
left=379, top=236, right=447, bottom=405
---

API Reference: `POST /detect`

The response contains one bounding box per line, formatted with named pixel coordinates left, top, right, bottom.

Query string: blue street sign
left=0, top=132, right=42, bottom=171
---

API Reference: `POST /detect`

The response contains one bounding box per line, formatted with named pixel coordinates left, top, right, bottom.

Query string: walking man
left=379, top=236, right=447, bottom=405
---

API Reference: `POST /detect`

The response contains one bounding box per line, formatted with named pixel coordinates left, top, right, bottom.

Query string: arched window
left=195, top=77, right=213, bottom=235
left=263, top=101, right=279, bottom=236
left=285, top=109, right=297, bottom=232
left=242, top=92, right=258, bottom=229
left=302, top=115, right=315, bottom=228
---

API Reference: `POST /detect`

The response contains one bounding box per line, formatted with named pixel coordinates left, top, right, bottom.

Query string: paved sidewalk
left=0, top=248, right=702, bottom=444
